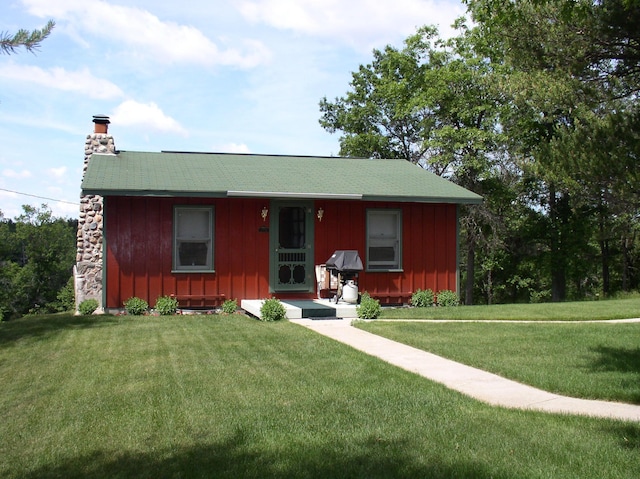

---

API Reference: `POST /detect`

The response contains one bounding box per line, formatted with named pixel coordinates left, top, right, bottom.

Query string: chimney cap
left=92, top=114, right=110, bottom=124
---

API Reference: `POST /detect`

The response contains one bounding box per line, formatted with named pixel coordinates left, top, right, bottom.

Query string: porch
left=241, top=299, right=358, bottom=320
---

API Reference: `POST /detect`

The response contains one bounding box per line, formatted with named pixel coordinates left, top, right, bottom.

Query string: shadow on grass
left=590, top=346, right=640, bottom=374
left=0, top=314, right=120, bottom=346
left=605, top=423, right=640, bottom=451
left=16, top=429, right=506, bottom=479
left=588, top=345, right=640, bottom=404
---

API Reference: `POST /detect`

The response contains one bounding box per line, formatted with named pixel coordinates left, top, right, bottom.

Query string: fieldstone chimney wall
left=74, top=117, right=115, bottom=314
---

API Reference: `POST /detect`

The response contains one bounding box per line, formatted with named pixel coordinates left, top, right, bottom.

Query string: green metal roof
left=81, top=151, right=482, bottom=204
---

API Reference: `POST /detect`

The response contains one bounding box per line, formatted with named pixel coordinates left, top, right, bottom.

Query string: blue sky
left=1, top=0, right=465, bottom=219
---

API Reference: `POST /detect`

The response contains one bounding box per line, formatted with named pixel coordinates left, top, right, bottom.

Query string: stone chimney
left=74, top=115, right=116, bottom=314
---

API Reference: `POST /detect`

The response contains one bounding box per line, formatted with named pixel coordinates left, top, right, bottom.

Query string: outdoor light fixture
left=261, top=206, right=269, bottom=222
left=317, top=207, right=324, bottom=222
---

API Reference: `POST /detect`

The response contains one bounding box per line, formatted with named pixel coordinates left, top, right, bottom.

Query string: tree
left=319, top=26, right=443, bottom=165
left=321, top=2, right=640, bottom=303
left=320, top=26, right=509, bottom=304
left=465, top=0, right=640, bottom=298
left=1, top=19, right=55, bottom=55
left=0, top=205, right=76, bottom=318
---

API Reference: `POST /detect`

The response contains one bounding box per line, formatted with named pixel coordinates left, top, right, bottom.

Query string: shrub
left=53, top=276, right=76, bottom=312
left=78, top=298, right=99, bottom=315
left=221, top=298, right=238, bottom=314
left=155, top=295, right=179, bottom=315
left=436, top=289, right=459, bottom=307
left=260, top=298, right=286, bottom=321
left=357, top=293, right=382, bottom=319
left=411, top=288, right=434, bottom=308
left=124, top=296, right=149, bottom=316
left=530, top=289, right=552, bottom=304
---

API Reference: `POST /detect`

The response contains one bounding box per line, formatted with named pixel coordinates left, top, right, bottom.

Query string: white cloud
left=0, top=64, right=124, bottom=99
left=3, top=169, right=32, bottom=179
left=237, top=0, right=465, bottom=49
left=111, top=100, right=188, bottom=136
left=0, top=189, right=17, bottom=198
left=218, top=143, right=251, bottom=154
left=50, top=201, right=81, bottom=219
left=21, top=0, right=85, bottom=18
left=22, top=0, right=270, bottom=68
left=48, top=166, right=68, bottom=179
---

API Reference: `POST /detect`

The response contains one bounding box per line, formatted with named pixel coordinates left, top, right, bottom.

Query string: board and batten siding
left=104, top=196, right=459, bottom=308
left=312, top=200, right=458, bottom=304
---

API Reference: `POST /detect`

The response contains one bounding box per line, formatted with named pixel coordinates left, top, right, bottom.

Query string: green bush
left=53, top=276, right=76, bottom=312
left=436, top=289, right=459, bottom=307
left=124, top=297, right=149, bottom=316
left=222, top=298, right=238, bottom=314
left=411, top=288, right=435, bottom=307
left=260, top=298, right=286, bottom=321
left=155, top=295, right=179, bottom=315
left=357, top=293, right=382, bottom=319
left=78, top=298, right=99, bottom=315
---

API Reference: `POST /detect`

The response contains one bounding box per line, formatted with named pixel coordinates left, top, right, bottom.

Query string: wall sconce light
left=261, top=206, right=268, bottom=222
left=317, top=207, right=324, bottom=222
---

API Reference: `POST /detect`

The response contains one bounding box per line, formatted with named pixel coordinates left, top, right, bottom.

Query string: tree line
left=0, top=206, right=76, bottom=320
left=319, top=0, right=640, bottom=304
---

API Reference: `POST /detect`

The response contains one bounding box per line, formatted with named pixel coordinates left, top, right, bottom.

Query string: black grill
left=325, top=250, right=363, bottom=304
left=325, top=250, right=363, bottom=273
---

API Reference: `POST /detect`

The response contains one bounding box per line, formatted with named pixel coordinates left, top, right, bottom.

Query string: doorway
left=270, top=201, right=314, bottom=292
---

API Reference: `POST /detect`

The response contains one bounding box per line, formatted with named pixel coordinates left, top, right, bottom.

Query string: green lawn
left=379, top=297, right=640, bottom=320
left=356, top=321, right=640, bottom=404
left=1, top=314, right=639, bottom=478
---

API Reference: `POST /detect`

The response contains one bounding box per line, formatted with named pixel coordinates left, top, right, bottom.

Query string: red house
left=75, top=116, right=481, bottom=315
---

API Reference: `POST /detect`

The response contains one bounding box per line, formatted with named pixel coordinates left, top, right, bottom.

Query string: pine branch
left=0, top=20, right=55, bottom=55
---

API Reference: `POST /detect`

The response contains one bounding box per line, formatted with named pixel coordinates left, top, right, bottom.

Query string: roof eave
left=226, top=190, right=363, bottom=200
left=82, top=188, right=483, bottom=204
left=362, top=194, right=482, bottom=204
left=80, top=189, right=228, bottom=198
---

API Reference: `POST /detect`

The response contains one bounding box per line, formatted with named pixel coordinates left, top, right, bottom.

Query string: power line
left=0, top=187, right=79, bottom=206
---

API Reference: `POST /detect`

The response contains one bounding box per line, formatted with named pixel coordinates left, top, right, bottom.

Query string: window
left=173, top=206, right=214, bottom=272
left=366, top=209, right=402, bottom=271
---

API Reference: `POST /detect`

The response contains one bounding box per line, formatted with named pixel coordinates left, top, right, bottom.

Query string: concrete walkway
left=290, top=318, right=640, bottom=422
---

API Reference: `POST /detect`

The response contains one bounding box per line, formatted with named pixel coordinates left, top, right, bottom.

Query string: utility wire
left=0, top=187, right=79, bottom=206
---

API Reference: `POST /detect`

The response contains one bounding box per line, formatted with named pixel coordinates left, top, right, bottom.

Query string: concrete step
left=241, top=299, right=357, bottom=320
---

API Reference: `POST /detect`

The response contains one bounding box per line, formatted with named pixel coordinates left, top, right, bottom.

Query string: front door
left=270, top=201, right=314, bottom=292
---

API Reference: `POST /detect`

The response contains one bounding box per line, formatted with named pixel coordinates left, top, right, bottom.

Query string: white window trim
left=173, top=206, right=214, bottom=273
left=366, top=208, right=402, bottom=272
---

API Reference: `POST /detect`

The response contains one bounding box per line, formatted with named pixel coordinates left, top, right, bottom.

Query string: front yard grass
left=355, top=321, right=640, bottom=404
left=1, top=313, right=639, bottom=478
left=379, top=296, right=640, bottom=320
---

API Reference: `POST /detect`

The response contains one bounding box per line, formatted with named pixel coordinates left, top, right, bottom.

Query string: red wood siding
left=314, top=201, right=458, bottom=304
left=104, top=197, right=459, bottom=308
left=105, top=197, right=270, bottom=308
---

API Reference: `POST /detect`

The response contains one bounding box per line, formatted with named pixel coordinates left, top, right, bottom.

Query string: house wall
left=313, top=200, right=458, bottom=304
left=104, top=196, right=458, bottom=309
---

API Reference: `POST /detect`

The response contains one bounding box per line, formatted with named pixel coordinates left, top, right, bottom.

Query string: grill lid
left=325, top=250, right=363, bottom=272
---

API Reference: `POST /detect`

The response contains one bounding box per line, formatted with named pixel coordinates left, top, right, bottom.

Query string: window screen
left=174, top=207, right=214, bottom=271
left=367, top=209, right=401, bottom=270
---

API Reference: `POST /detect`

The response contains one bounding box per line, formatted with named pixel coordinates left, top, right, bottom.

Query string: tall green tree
left=320, top=26, right=509, bottom=304
left=465, top=0, right=640, bottom=298
left=320, top=1, right=639, bottom=302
